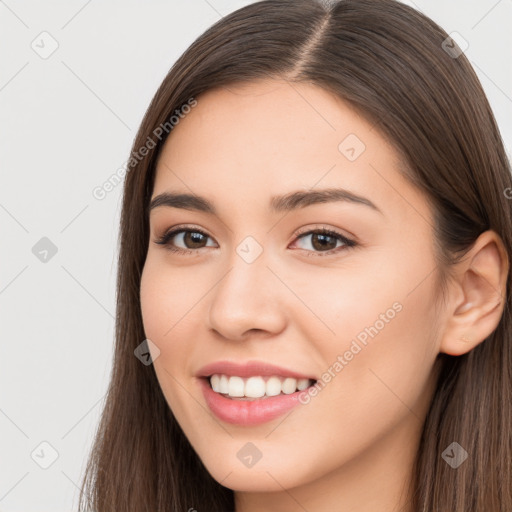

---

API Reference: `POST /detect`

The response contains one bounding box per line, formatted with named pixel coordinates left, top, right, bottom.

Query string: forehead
left=151, top=79, right=428, bottom=224
left=157, top=79, right=384, bottom=175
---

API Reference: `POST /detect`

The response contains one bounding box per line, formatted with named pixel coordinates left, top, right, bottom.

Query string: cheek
left=139, top=263, right=188, bottom=386
left=140, top=258, right=202, bottom=341
left=139, top=259, right=207, bottom=411
left=290, top=246, right=439, bottom=411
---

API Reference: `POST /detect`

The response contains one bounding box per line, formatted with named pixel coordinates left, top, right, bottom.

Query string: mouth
left=199, top=374, right=318, bottom=425
left=202, top=374, right=318, bottom=401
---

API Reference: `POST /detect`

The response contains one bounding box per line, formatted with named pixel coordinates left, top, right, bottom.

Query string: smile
left=199, top=375, right=318, bottom=425
left=209, top=374, right=314, bottom=399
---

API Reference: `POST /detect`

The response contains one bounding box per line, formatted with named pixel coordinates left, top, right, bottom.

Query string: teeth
left=245, top=376, right=267, bottom=397
left=209, top=374, right=314, bottom=399
left=266, top=376, right=282, bottom=397
left=219, top=375, right=229, bottom=394
left=228, top=376, right=244, bottom=397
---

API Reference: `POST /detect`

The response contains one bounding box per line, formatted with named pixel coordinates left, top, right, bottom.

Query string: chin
left=202, top=456, right=312, bottom=492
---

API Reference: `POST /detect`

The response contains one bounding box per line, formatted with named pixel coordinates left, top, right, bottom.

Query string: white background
left=1, top=1, right=511, bottom=510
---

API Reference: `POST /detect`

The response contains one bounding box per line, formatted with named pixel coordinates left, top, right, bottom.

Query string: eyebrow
left=148, top=188, right=383, bottom=216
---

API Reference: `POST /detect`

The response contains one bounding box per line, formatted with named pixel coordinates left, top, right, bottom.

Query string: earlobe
left=439, top=230, right=509, bottom=356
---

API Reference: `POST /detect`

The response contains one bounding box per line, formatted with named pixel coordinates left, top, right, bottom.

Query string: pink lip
left=196, top=360, right=317, bottom=380
left=198, top=377, right=312, bottom=425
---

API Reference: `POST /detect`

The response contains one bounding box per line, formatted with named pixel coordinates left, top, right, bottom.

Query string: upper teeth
left=209, top=374, right=314, bottom=398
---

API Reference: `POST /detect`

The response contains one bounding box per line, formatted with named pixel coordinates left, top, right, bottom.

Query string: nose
left=206, top=252, right=287, bottom=341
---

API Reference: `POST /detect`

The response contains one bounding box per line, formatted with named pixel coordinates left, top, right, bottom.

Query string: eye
left=153, top=225, right=357, bottom=256
left=291, top=226, right=357, bottom=256
left=153, top=226, right=216, bottom=255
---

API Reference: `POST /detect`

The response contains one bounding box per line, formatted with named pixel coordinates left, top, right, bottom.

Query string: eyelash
left=153, top=225, right=357, bottom=257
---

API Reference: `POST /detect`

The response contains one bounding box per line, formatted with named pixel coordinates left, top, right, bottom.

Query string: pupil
left=312, top=233, right=335, bottom=251
left=185, top=232, right=205, bottom=248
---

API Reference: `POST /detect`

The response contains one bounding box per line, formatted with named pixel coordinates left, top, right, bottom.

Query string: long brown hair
left=78, top=0, right=512, bottom=510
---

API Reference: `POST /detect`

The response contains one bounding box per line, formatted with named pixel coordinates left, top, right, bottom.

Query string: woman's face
left=140, top=79, right=443, bottom=494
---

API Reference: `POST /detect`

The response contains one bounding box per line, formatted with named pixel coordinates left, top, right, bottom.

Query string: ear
left=439, top=230, right=509, bottom=356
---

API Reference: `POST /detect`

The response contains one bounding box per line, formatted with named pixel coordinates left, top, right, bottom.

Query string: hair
left=77, top=0, right=512, bottom=510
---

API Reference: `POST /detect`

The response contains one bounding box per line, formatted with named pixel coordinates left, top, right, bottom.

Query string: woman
left=78, top=0, right=512, bottom=510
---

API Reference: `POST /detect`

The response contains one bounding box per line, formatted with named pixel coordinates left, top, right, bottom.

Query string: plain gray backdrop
left=1, top=1, right=511, bottom=510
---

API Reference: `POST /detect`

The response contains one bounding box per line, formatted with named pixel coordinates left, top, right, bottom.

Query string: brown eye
left=181, top=231, right=208, bottom=249
left=292, top=228, right=357, bottom=256
left=309, top=232, right=338, bottom=251
left=154, top=227, right=216, bottom=254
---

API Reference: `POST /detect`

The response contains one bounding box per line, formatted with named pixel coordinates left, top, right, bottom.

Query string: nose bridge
left=215, top=237, right=271, bottom=306
left=207, top=236, right=285, bottom=338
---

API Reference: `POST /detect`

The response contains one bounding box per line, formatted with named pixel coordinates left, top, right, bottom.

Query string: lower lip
left=199, top=377, right=310, bottom=426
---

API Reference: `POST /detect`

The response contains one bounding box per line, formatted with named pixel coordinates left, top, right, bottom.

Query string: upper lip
left=196, top=360, right=317, bottom=381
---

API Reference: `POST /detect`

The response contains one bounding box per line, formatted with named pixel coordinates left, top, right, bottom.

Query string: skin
left=139, top=79, right=508, bottom=512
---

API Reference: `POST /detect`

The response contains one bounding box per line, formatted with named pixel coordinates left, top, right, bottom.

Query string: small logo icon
left=338, top=133, right=366, bottom=161
left=134, top=338, right=160, bottom=365
left=441, top=441, right=468, bottom=468
left=31, top=31, right=59, bottom=59
left=442, top=32, right=469, bottom=59
left=237, top=442, right=263, bottom=468
left=32, top=237, right=58, bottom=263
left=236, top=236, right=263, bottom=264
left=30, top=441, right=59, bottom=469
